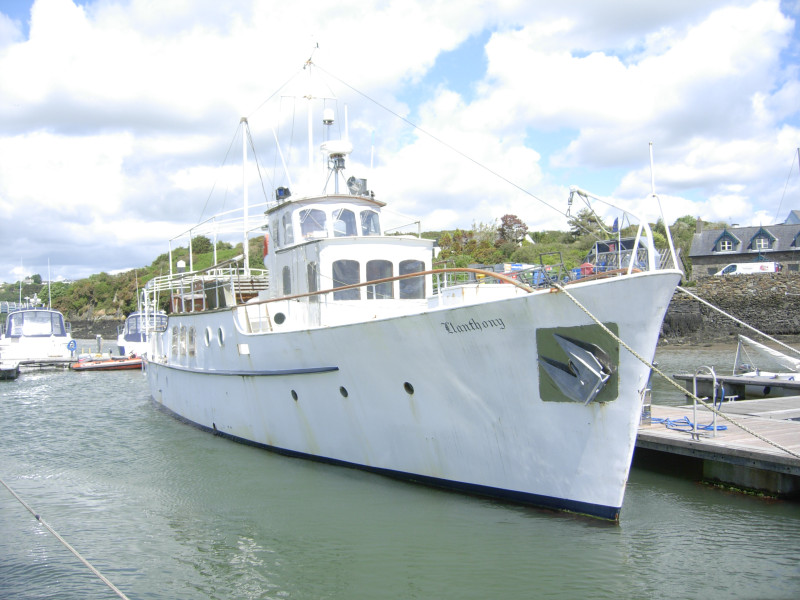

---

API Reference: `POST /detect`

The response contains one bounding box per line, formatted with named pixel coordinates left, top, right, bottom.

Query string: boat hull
left=71, top=357, right=143, bottom=371
left=145, top=270, right=680, bottom=519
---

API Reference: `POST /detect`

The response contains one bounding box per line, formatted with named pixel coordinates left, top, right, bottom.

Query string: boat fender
left=263, top=233, right=269, bottom=257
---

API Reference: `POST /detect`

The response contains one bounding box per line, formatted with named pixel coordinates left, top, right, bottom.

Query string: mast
left=241, top=117, right=250, bottom=275
left=650, top=142, right=677, bottom=269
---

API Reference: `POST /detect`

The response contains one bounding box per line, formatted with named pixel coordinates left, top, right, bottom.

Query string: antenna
left=649, top=142, right=678, bottom=269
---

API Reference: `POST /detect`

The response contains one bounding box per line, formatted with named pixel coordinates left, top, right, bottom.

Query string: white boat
left=673, top=334, right=800, bottom=400
left=116, top=310, right=167, bottom=357
left=142, top=63, right=681, bottom=520
left=0, top=303, right=75, bottom=365
left=732, top=334, right=800, bottom=398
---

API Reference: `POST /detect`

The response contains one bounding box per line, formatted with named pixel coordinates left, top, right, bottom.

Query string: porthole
left=291, top=389, right=298, bottom=401
left=404, top=382, right=414, bottom=395
left=204, top=327, right=212, bottom=347
left=217, top=327, right=225, bottom=347
left=339, top=386, right=349, bottom=398
left=274, top=312, right=286, bottom=325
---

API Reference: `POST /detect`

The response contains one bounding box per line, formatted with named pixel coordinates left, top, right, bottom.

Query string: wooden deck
left=636, top=397, right=800, bottom=496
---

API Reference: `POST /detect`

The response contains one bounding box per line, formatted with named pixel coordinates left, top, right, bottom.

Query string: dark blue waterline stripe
left=149, top=362, right=338, bottom=376
left=152, top=400, right=621, bottom=522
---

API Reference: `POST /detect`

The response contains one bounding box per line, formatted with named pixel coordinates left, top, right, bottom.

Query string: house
left=689, top=212, right=800, bottom=277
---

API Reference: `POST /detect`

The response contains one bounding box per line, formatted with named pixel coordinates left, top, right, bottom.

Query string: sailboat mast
left=241, top=117, right=250, bottom=275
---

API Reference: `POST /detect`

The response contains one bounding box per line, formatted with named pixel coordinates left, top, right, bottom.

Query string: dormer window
left=713, top=230, right=739, bottom=253
left=749, top=227, right=776, bottom=252
left=754, top=236, right=770, bottom=250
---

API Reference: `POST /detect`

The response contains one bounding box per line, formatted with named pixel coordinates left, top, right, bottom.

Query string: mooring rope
left=552, top=281, right=800, bottom=460
left=0, top=475, right=131, bottom=600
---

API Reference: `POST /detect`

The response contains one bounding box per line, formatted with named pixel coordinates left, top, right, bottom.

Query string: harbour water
left=1, top=341, right=799, bottom=599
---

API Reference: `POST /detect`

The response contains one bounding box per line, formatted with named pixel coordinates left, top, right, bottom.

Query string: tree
left=192, top=235, right=213, bottom=255
left=498, top=214, right=528, bottom=245
left=567, top=208, right=607, bottom=240
left=32, top=274, right=42, bottom=284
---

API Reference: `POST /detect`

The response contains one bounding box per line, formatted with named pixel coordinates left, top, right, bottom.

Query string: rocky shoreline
left=69, top=319, right=122, bottom=340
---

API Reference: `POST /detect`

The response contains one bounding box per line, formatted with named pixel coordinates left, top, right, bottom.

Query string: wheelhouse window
left=367, top=260, right=393, bottom=299
left=282, top=266, right=292, bottom=295
left=332, top=259, right=360, bottom=300
left=307, top=262, right=320, bottom=303
left=333, top=208, right=357, bottom=237
left=271, top=220, right=280, bottom=247
left=283, top=213, right=294, bottom=244
left=300, top=208, right=327, bottom=238
left=4, top=310, right=65, bottom=338
left=361, top=210, right=380, bottom=236
left=399, top=260, right=425, bottom=299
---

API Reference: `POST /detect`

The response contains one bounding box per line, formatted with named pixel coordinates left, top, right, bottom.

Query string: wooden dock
left=635, top=397, right=800, bottom=498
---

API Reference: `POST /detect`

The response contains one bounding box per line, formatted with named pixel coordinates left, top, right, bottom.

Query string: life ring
left=263, top=233, right=269, bottom=257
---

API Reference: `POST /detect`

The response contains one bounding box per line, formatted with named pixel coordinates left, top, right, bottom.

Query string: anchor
left=539, top=334, right=615, bottom=405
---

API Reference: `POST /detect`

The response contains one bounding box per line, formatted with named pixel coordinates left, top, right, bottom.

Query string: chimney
left=696, top=218, right=703, bottom=234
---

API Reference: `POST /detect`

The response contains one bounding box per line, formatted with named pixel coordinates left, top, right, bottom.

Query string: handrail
left=238, top=267, right=535, bottom=308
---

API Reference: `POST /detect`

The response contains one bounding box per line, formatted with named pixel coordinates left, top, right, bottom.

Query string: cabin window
left=188, top=327, right=197, bottom=357
left=300, top=208, right=327, bottom=238
left=283, top=213, right=294, bottom=244
left=179, top=325, right=187, bottom=356
left=333, top=208, right=357, bottom=237
left=367, top=260, right=393, bottom=299
left=171, top=326, right=179, bottom=356
left=332, top=259, right=360, bottom=300
left=282, top=266, right=292, bottom=295
left=399, top=260, right=425, bottom=299
left=361, top=210, right=380, bottom=236
left=307, top=262, right=320, bottom=303
left=718, top=239, right=733, bottom=252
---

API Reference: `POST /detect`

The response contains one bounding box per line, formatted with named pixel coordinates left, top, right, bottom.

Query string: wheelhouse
left=264, top=193, right=434, bottom=307
left=119, top=312, right=169, bottom=343
left=4, top=308, right=70, bottom=338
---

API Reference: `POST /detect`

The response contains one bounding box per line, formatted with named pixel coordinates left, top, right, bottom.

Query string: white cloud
left=0, top=0, right=798, bottom=282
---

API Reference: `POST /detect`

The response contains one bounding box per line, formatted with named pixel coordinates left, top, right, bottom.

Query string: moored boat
left=0, top=301, right=75, bottom=366
left=71, top=355, right=143, bottom=372
left=142, top=60, right=681, bottom=520
left=117, top=310, right=167, bottom=357
left=674, top=334, right=800, bottom=400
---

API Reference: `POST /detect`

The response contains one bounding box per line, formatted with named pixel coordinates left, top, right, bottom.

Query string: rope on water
left=0, top=475, right=131, bottom=600
left=552, top=281, right=800, bottom=460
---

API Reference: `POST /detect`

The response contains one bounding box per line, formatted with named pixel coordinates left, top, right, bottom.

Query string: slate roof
left=689, top=222, right=800, bottom=258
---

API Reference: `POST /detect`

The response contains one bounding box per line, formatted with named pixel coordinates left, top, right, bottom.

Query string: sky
left=0, top=0, right=799, bottom=283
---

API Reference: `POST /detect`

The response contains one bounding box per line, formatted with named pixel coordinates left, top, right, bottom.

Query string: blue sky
left=0, top=0, right=799, bottom=282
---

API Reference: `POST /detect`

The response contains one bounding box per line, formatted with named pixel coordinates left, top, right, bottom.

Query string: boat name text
left=441, top=317, right=506, bottom=334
